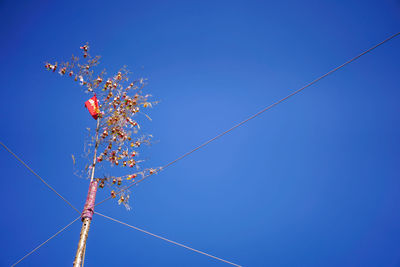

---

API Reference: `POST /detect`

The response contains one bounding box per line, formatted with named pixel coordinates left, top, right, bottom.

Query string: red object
left=85, top=94, right=100, bottom=119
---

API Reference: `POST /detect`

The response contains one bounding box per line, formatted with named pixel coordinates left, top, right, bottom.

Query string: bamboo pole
left=73, top=118, right=100, bottom=267
left=73, top=218, right=92, bottom=266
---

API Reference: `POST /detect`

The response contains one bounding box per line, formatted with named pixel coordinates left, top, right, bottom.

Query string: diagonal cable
left=11, top=216, right=80, bottom=266
left=95, top=212, right=242, bottom=267
left=95, top=31, right=400, bottom=207
left=0, top=141, right=81, bottom=214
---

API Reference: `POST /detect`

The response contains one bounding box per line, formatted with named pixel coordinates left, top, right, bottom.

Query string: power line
left=95, top=31, right=400, bottom=207
left=5, top=31, right=400, bottom=266
left=94, top=212, right=242, bottom=267
left=11, top=216, right=80, bottom=266
left=0, top=141, right=81, bottom=214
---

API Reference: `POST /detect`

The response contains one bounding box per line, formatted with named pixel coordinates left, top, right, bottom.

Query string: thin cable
left=95, top=212, right=242, bottom=267
left=160, top=31, right=400, bottom=170
left=0, top=141, right=81, bottom=214
left=95, top=31, right=400, bottom=207
left=11, top=216, right=80, bottom=266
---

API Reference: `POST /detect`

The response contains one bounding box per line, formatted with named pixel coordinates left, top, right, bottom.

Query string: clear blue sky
left=1, top=0, right=399, bottom=266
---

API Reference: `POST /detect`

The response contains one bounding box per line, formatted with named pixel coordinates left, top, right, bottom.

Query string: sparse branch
left=46, top=43, right=158, bottom=209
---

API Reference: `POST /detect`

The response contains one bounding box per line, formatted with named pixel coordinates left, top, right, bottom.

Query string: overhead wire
left=94, top=212, right=242, bottom=267
left=94, top=31, right=400, bottom=207
left=11, top=216, right=81, bottom=266
left=0, top=141, right=81, bottom=214
left=3, top=31, right=400, bottom=266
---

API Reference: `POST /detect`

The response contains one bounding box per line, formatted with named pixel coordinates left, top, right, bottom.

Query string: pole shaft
left=73, top=118, right=101, bottom=266
left=73, top=218, right=91, bottom=267
left=90, top=118, right=101, bottom=182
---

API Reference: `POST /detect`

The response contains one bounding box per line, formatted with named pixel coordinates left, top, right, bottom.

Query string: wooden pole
left=73, top=218, right=92, bottom=267
left=73, top=118, right=101, bottom=267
